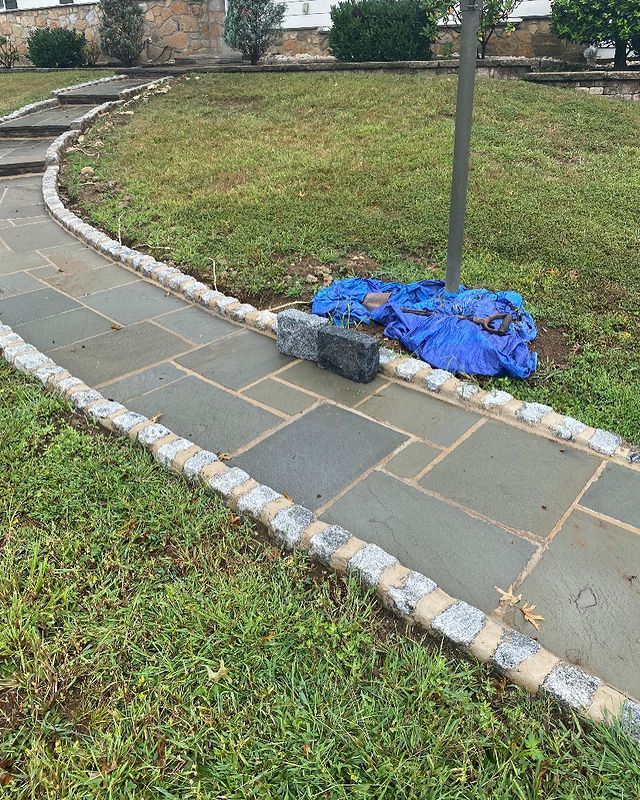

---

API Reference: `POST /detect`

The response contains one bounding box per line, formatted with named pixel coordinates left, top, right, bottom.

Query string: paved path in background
left=1, top=88, right=640, bottom=701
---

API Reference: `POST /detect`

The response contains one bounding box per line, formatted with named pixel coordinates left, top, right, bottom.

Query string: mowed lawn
left=0, top=71, right=113, bottom=118
left=62, top=73, right=640, bottom=440
left=1, top=363, right=640, bottom=799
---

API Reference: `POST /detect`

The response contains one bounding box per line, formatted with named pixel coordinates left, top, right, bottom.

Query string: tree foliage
left=550, top=0, right=640, bottom=68
left=224, top=0, right=286, bottom=65
left=422, top=0, right=524, bottom=58
left=98, top=0, right=145, bottom=66
left=329, top=0, right=439, bottom=62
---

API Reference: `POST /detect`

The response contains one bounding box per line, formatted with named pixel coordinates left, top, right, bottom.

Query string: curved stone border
left=37, top=79, right=639, bottom=469
left=0, top=317, right=638, bottom=740
left=0, top=74, right=127, bottom=127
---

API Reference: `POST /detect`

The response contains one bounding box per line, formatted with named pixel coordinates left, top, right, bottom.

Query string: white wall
left=0, top=0, right=96, bottom=10
left=282, top=0, right=553, bottom=31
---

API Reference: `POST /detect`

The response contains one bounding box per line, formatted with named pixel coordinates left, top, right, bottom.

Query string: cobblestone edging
left=0, top=74, right=126, bottom=127
left=0, top=318, right=638, bottom=739
left=38, top=80, right=639, bottom=470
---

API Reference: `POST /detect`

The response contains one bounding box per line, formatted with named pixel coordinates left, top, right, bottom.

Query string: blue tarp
left=311, top=278, right=537, bottom=379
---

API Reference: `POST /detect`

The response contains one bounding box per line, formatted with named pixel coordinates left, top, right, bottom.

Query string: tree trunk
left=480, top=37, right=487, bottom=59
left=614, top=38, right=627, bottom=70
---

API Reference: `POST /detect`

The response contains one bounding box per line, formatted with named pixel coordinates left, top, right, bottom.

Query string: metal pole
left=445, top=0, right=482, bottom=294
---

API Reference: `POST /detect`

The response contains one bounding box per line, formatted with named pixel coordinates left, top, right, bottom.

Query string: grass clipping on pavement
left=62, top=73, right=640, bottom=442
left=1, top=363, right=639, bottom=798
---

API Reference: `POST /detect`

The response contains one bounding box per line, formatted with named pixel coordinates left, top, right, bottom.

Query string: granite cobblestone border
left=0, top=316, right=638, bottom=740
left=31, top=78, right=639, bottom=470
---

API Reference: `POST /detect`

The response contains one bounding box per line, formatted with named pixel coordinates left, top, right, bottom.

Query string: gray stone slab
left=359, top=382, right=480, bottom=446
left=0, top=250, right=49, bottom=275
left=0, top=220, right=71, bottom=253
left=50, top=321, right=190, bottom=385
left=0, top=287, right=79, bottom=326
left=0, top=138, right=48, bottom=164
left=385, top=441, right=440, bottom=479
left=323, top=471, right=537, bottom=613
left=508, top=509, right=640, bottom=699
left=242, top=377, right=316, bottom=416
left=153, top=305, right=238, bottom=345
left=581, top=463, right=640, bottom=530
left=177, top=330, right=292, bottom=390
left=45, top=247, right=113, bottom=274
left=422, top=421, right=600, bottom=537
left=232, top=404, right=407, bottom=510
left=15, top=307, right=113, bottom=352
left=128, top=375, right=281, bottom=454
left=279, top=359, right=386, bottom=407
left=82, top=280, right=186, bottom=323
left=0, top=104, right=91, bottom=131
left=0, top=271, right=42, bottom=298
left=0, top=179, right=44, bottom=219
left=101, top=362, right=186, bottom=402
left=42, top=264, right=139, bottom=298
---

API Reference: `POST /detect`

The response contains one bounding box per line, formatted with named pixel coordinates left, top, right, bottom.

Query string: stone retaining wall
left=433, top=17, right=583, bottom=62
left=525, top=71, right=640, bottom=101
left=0, top=0, right=226, bottom=58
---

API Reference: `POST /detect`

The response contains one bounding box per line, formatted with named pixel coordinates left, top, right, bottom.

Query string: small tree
left=551, top=0, right=640, bottom=70
left=224, top=0, right=286, bottom=65
left=98, top=0, right=145, bottom=66
left=423, top=0, right=524, bottom=59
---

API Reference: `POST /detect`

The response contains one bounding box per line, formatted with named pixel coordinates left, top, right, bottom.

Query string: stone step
left=0, top=139, right=48, bottom=176
left=56, top=79, right=155, bottom=105
left=0, top=105, right=94, bottom=139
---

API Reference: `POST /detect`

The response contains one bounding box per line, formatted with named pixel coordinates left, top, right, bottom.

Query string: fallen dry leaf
left=205, top=659, right=231, bottom=684
left=228, top=514, right=241, bottom=526
left=520, top=603, right=544, bottom=631
left=110, top=323, right=122, bottom=331
left=495, top=585, right=522, bottom=606
left=217, top=452, right=230, bottom=461
left=149, top=413, right=162, bottom=423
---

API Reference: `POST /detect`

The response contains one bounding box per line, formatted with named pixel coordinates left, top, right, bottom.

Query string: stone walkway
left=1, top=83, right=639, bottom=702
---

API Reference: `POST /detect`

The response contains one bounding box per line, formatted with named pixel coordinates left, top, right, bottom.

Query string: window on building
left=4, top=0, right=19, bottom=10
left=59, top=0, right=74, bottom=4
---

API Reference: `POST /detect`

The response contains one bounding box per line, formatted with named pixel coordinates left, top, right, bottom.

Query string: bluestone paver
left=82, top=279, right=186, bottom=323
left=323, top=470, right=536, bottom=613
left=128, top=374, right=281, bottom=453
left=177, top=330, right=291, bottom=390
left=359, top=382, right=480, bottom=446
left=0, top=271, right=43, bottom=298
left=581, top=463, right=640, bottom=529
left=102, top=362, right=186, bottom=402
left=0, top=287, right=79, bottom=326
left=423, top=420, right=600, bottom=536
left=15, top=307, right=114, bottom=352
left=508, top=509, right=640, bottom=698
left=1, top=219, right=72, bottom=252
left=232, top=403, right=407, bottom=510
left=45, top=246, right=112, bottom=273
left=50, top=321, right=190, bottom=385
left=153, top=305, right=238, bottom=345
left=279, top=359, right=386, bottom=407
left=242, top=377, right=317, bottom=416
left=385, top=441, right=440, bottom=478
left=0, top=251, right=50, bottom=275
left=41, top=263, right=139, bottom=298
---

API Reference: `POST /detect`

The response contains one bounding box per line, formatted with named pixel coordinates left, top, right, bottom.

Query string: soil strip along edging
left=43, top=79, right=639, bottom=467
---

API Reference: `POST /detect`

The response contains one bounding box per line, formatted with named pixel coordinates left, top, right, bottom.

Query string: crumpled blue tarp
left=311, top=278, right=537, bottom=379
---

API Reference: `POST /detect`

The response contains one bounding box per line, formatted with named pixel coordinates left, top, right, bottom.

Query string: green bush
left=329, top=0, right=437, bottom=62
left=0, top=35, right=20, bottom=69
left=26, top=27, right=86, bottom=68
left=98, top=0, right=145, bottom=67
left=224, top=0, right=286, bottom=65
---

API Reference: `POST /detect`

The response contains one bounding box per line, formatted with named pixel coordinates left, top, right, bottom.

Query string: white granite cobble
left=87, top=400, right=126, bottom=420
left=481, top=389, right=513, bottom=410
left=387, top=571, right=436, bottom=616
left=137, top=423, right=172, bottom=448
left=155, top=437, right=194, bottom=469
left=378, top=347, right=399, bottom=366
left=216, top=296, right=240, bottom=315
left=236, top=484, right=283, bottom=518
left=550, top=416, right=586, bottom=441
left=13, top=351, right=53, bottom=374
left=588, top=429, right=622, bottom=457
left=347, top=543, right=398, bottom=587
left=207, top=467, right=252, bottom=500
left=182, top=450, right=219, bottom=482
left=431, top=601, right=486, bottom=645
left=517, top=402, right=552, bottom=426
left=395, top=358, right=424, bottom=381
left=492, top=630, right=540, bottom=670
left=112, top=411, right=148, bottom=434
left=270, top=505, right=316, bottom=549
left=71, top=389, right=103, bottom=410
left=230, top=303, right=257, bottom=322
left=308, top=525, right=352, bottom=564
left=543, top=663, right=601, bottom=710
left=424, top=369, right=454, bottom=392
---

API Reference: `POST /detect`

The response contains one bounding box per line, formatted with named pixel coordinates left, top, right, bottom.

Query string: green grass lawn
left=1, top=362, right=639, bottom=798
left=61, top=73, right=640, bottom=441
left=0, top=71, right=113, bottom=118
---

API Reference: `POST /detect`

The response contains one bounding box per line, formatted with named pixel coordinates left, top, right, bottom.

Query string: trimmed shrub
left=329, top=0, right=437, bottom=62
left=98, top=0, right=145, bottom=66
left=26, top=27, right=86, bottom=68
left=224, top=0, right=286, bottom=65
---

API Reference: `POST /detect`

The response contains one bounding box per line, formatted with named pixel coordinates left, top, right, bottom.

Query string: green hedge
left=328, top=0, right=439, bottom=62
left=26, top=27, right=87, bottom=68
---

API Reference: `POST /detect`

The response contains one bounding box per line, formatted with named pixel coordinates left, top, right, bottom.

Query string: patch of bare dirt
left=534, top=324, right=577, bottom=369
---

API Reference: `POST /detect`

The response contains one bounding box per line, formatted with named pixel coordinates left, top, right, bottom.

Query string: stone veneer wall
left=525, top=72, right=640, bottom=102
left=0, top=0, right=226, bottom=57
left=267, top=28, right=330, bottom=58
left=432, top=17, right=583, bottom=61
